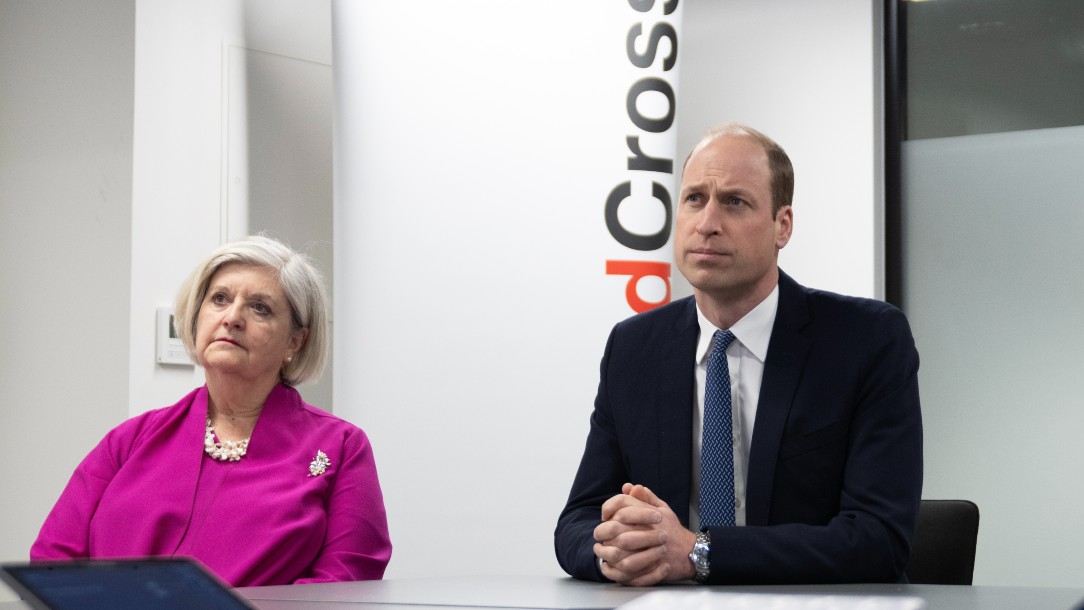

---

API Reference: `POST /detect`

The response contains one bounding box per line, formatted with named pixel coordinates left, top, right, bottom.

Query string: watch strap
left=688, top=531, right=711, bottom=583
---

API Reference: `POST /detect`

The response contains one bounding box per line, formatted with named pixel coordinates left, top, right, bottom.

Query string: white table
left=237, top=575, right=1084, bottom=610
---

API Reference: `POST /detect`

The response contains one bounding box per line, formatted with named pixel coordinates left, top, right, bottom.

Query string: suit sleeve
left=295, top=427, right=392, bottom=583
left=30, top=425, right=131, bottom=559
left=706, top=305, right=923, bottom=584
left=554, top=327, right=624, bottom=582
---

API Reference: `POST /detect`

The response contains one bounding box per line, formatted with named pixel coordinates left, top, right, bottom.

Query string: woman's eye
left=252, top=302, right=271, bottom=315
left=211, top=292, right=228, bottom=305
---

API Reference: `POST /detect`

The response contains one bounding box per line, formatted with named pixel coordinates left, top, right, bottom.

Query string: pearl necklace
left=204, top=418, right=249, bottom=462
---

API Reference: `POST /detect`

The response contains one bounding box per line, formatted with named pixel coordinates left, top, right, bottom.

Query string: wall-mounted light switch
left=156, top=306, right=193, bottom=366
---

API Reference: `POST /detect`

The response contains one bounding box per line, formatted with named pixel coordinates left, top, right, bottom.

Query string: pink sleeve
left=30, top=428, right=128, bottom=559
left=294, top=427, right=392, bottom=583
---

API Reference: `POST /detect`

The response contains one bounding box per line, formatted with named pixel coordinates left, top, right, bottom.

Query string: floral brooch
left=308, top=450, right=330, bottom=477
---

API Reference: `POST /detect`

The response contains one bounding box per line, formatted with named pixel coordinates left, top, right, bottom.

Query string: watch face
left=690, top=532, right=711, bottom=579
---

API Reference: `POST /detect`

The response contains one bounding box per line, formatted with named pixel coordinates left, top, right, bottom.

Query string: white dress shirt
left=689, top=285, right=779, bottom=531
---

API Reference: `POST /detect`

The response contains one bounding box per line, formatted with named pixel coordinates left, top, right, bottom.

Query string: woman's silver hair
left=174, top=234, right=329, bottom=386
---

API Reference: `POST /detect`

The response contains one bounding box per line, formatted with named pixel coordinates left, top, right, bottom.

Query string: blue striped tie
left=699, top=330, right=736, bottom=528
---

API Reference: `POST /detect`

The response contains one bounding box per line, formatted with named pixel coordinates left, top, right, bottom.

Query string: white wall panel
left=0, top=0, right=134, bottom=577
left=333, top=0, right=685, bottom=578
left=128, top=0, right=333, bottom=415
left=333, top=0, right=877, bottom=579
left=676, top=0, right=880, bottom=299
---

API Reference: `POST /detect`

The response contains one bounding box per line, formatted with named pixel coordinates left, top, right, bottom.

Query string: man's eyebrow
left=680, top=183, right=755, bottom=198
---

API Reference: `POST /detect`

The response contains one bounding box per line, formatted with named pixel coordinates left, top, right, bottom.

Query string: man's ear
left=774, top=205, right=793, bottom=249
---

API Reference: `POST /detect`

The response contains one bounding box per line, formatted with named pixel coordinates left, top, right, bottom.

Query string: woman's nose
left=221, top=302, right=245, bottom=328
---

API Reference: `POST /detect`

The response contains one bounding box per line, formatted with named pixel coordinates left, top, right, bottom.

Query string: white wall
left=333, top=0, right=878, bottom=580
left=676, top=1, right=881, bottom=299
left=128, top=0, right=333, bottom=415
left=0, top=1, right=332, bottom=600
left=0, top=0, right=135, bottom=578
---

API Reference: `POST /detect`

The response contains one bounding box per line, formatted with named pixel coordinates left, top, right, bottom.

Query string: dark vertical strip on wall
left=883, top=0, right=905, bottom=308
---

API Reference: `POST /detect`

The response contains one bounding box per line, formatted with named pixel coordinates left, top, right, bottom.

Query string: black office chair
left=904, top=499, right=980, bottom=585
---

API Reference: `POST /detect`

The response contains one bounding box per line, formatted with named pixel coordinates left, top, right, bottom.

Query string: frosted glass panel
left=901, top=125, right=1084, bottom=586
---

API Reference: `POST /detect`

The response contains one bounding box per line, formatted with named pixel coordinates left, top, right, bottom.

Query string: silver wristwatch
left=688, top=531, right=711, bottom=583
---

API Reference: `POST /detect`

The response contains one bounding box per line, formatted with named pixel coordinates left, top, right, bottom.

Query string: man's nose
left=695, top=199, right=724, bottom=234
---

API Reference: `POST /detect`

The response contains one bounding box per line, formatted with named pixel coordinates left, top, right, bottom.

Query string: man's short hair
left=682, top=123, right=795, bottom=218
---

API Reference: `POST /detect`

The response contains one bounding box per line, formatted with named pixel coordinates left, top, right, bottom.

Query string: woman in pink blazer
left=32, top=235, right=392, bottom=586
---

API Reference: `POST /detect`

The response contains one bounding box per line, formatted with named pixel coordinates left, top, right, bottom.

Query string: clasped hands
left=593, top=483, right=697, bottom=586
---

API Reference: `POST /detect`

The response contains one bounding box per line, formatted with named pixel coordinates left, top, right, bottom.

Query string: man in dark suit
left=555, top=123, right=922, bottom=586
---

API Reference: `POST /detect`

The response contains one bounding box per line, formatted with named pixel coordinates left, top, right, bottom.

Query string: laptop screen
left=0, top=558, right=255, bottom=610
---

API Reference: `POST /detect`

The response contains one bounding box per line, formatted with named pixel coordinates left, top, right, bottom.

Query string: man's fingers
left=596, top=545, right=671, bottom=587
left=601, top=491, right=653, bottom=521
left=593, top=518, right=662, bottom=544
left=610, top=505, right=662, bottom=526
left=596, top=543, right=666, bottom=574
left=622, top=562, right=671, bottom=587
left=627, top=484, right=666, bottom=509
left=594, top=520, right=634, bottom=543
left=593, top=542, right=629, bottom=566
left=596, top=527, right=667, bottom=552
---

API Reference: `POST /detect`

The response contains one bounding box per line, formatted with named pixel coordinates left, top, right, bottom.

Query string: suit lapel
left=656, top=297, right=699, bottom=526
left=745, top=271, right=813, bottom=525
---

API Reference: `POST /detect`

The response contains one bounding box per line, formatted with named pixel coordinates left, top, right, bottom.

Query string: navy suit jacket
left=555, top=271, right=923, bottom=584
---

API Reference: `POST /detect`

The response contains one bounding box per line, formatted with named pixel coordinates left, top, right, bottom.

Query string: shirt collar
left=694, top=284, right=780, bottom=365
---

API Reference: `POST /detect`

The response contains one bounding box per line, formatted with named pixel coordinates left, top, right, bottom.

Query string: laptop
left=0, top=558, right=255, bottom=610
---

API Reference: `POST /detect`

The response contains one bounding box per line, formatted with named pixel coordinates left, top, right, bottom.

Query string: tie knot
left=713, top=330, right=736, bottom=354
